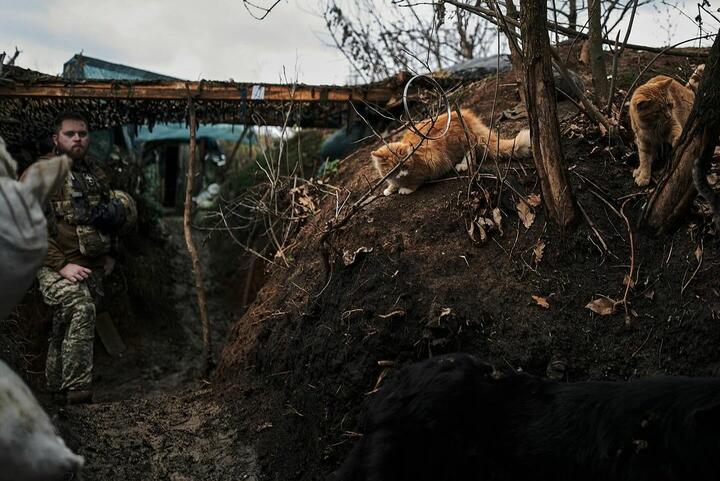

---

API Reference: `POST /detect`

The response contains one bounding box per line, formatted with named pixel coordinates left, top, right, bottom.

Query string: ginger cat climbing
left=629, top=65, right=703, bottom=187
left=371, top=109, right=531, bottom=195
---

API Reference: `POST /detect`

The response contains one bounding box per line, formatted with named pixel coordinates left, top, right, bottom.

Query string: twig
left=571, top=170, right=624, bottom=218
left=631, top=326, right=654, bottom=358
left=576, top=198, right=610, bottom=254
left=619, top=198, right=635, bottom=325
left=443, top=0, right=708, bottom=57
left=681, top=241, right=703, bottom=296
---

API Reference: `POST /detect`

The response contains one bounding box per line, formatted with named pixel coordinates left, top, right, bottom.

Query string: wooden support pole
left=183, top=99, right=213, bottom=377
left=0, top=80, right=395, bottom=103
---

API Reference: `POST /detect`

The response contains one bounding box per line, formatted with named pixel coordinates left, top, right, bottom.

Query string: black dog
left=330, top=353, right=720, bottom=481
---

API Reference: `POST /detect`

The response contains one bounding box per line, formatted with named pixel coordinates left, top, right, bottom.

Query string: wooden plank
left=0, top=80, right=395, bottom=103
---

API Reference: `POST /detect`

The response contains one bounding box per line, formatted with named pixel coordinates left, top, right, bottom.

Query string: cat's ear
left=636, top=99, right=652, bottom=110
left=371, top=147, right=389, bottom=159
left=395, top=142, right=413, bottom=158
left=657, top=78, right=674, bottom=90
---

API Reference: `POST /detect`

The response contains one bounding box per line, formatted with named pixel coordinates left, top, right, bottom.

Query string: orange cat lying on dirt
left=371, top=109, right=531, bottom=195
left=629, top=65, right=703, bottom=187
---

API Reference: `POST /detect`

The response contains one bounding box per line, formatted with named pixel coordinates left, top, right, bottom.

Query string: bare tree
left=588, top=0, right=609, bottom=103
left=520, top=0, right=577, bottom=228
left=323, top=0, right=495, bottom=82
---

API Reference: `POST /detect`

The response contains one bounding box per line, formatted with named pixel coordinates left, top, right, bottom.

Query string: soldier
left=34, top=111, right=136, bottom=405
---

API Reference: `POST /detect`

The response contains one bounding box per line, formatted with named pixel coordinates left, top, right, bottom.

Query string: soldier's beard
left=57, top=144, right=87, bottom=161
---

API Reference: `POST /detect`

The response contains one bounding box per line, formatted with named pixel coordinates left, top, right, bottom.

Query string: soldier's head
left=52, top=111, right=89, bottom=161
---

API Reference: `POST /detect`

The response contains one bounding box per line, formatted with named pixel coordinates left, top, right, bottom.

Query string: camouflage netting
left=0, top=64, right=496, bottom=147
left=0, top=65, right=391, bottom=146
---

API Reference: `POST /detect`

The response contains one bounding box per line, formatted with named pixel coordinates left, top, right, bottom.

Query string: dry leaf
left=695, top=244, right=703, bottom=262
left=526, top=193, right=542, bottom=207
left=585, top=297, right=617, bottom=316
left=468, top=219, right=488, bottom=244
left=532, top=295, right=550, bottom=309
left=623, top=274, right=635, bottom=288
left=342, top=246, right=373, bottom=266
left=533, top=241, right=546, bottom=265
left=644, top=290, right=655, bottom=301
left=516, top=200, right=535, bottom=229
left=492, top=207, right=503, bottom=235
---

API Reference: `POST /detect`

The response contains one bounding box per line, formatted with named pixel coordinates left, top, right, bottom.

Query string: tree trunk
left=568, top=0, right=577, bottom=32
left=588, top=0, right=609, bottom=103
left=520, top=0, right=576, bottom=229
left=503, top=0, right=526, bottom=105
left=641, top=32, right=720, bottom=234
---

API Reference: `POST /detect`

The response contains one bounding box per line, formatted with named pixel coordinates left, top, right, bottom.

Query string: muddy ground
left=47, top=218, right=258, bottom=481
left=2, top=46, right=717, bottom=481
left=5, top=217, right=260, bottom=481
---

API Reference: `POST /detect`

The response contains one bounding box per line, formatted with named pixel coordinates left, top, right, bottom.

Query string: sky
left=0, top=0, right=718, bottom=86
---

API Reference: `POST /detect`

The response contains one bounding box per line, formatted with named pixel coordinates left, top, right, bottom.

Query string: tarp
left=63, top=54, right=177, bottom=81
left=134, top=123, right=256, bottom=143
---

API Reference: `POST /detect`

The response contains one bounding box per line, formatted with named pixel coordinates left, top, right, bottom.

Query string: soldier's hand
left=59, top=263, right=92, bottom=283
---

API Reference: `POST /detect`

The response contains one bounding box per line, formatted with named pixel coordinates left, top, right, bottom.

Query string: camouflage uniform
left=36, top=156, right=113, bottom=393
left=37, top=267, right=101, bottom=391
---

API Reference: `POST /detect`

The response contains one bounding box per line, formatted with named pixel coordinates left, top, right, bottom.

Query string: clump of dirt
left=215, top=49, right=718, bottom=481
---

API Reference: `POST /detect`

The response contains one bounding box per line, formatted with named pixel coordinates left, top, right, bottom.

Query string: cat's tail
left=686, top=64, right=705, bottom=93
left=472, top=119, right=532, bottom=159
left=693, top=155, right=720, bottom=228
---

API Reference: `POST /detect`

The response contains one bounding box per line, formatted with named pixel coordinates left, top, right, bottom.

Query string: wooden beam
left=0, top=80, right=395, bottom=103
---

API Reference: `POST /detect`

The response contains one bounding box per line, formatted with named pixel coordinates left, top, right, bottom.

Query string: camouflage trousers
left=37, top=267, right=103, bottom=392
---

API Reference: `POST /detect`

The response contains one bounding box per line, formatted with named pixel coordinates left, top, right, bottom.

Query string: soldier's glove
left=89, top=198, right=127, bottom=233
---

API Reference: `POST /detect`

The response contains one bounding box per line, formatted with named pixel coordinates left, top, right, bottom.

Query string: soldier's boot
left=65, top=389, right=93, bottom=405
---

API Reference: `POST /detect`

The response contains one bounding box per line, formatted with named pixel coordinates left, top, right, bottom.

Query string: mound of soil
left=216, top=49, right=719, bottom=480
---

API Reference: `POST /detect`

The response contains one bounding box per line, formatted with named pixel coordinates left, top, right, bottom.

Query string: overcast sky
left=0, top=0, right=717, bottom=85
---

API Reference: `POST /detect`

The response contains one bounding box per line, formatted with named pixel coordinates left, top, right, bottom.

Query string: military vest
left=52, top=164, right=112, bottom=257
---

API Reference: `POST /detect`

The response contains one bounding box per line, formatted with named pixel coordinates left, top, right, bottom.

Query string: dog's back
left=510, top=376, right=720, bottom=481
left=329, top=354, right=503, bottom=481
left=330, top=354, right=720, bottom=481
